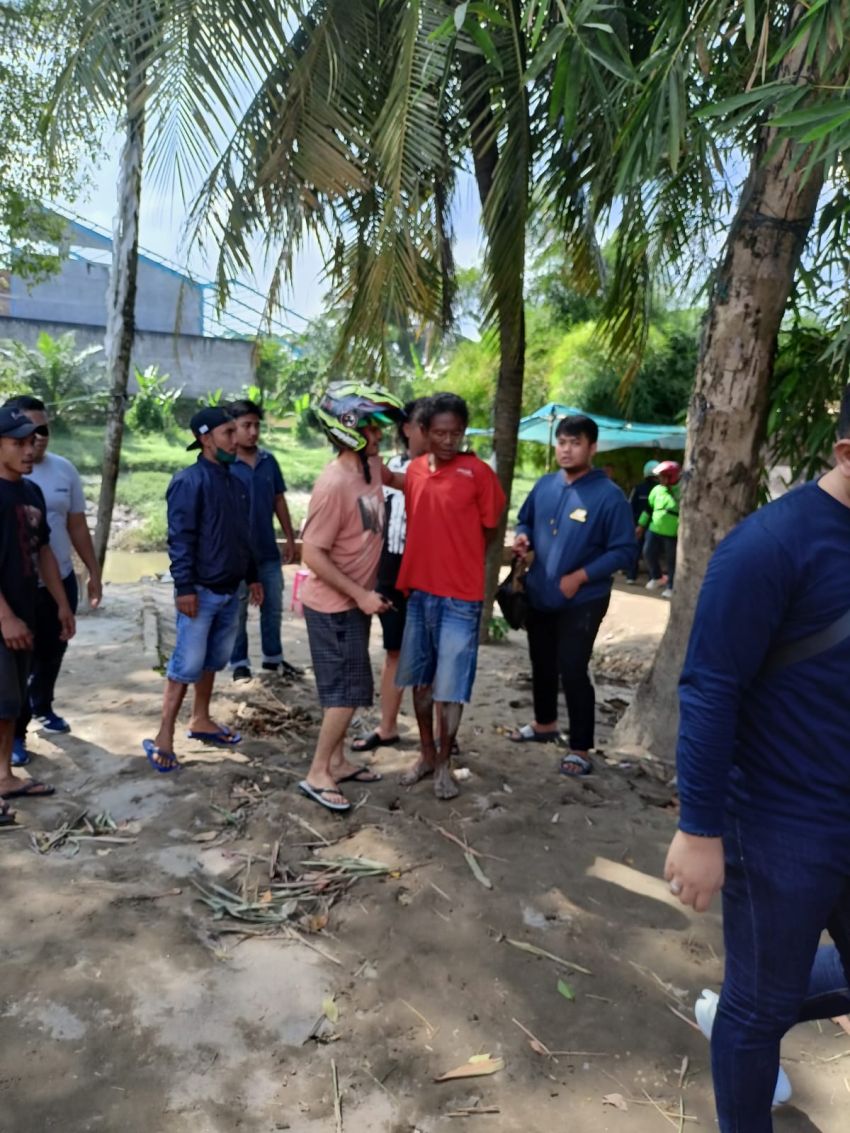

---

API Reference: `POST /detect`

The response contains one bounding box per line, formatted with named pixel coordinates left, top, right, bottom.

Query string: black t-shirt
left=0, top=478, right=50, bottom=625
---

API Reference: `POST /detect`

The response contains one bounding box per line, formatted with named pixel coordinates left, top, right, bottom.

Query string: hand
left=249, top=582, right=264, bottom=607
left=176, top=593, right=199, bottom=618
left=58, top=605, right=76, bottom=642
left=1, top=614, right=33, bottom=651
left=87, top=575, right=103, bottom=609
left=512, top=534, right=531, bottom=559
left=664, top=830, right=725, bottom=913
left=282, top=537, right=297, bottom=566
left=558, top=569, right=587, bottom=600
left=357, top=590, right=391, bottom=616
left=635, top=526, right=645, bottom=540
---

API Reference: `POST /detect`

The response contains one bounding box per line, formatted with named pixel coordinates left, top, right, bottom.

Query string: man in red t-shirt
left=396, top=393, right=506, bottom=799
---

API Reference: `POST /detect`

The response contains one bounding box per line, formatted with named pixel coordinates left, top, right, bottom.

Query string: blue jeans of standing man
left=230, top=559, right=284, bottom=669
left=713, top=816, right=850, bottom=1131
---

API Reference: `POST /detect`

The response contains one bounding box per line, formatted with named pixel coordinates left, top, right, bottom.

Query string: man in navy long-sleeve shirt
left=665, top=389, right=850, bottom=1132
left=143, top=408, right=262, bottom=771
left=511, top=414, right=635, bottom=775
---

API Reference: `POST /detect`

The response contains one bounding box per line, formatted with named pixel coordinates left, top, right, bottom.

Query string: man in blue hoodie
left=665, top=389, right=850, bottom=1132
left=142, top=408, right=262, bottom=772
left=510, top=415, right=635, bottom=775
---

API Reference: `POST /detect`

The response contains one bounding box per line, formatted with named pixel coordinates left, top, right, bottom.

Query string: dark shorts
left=377, top=583, right=407, bottom=652
left=304, top=605, right=374, bottom=709
left=0, top=641, right=32, bottom=720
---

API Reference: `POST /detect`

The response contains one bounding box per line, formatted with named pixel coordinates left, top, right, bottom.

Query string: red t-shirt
left=396, top=452, right=506, bottom=601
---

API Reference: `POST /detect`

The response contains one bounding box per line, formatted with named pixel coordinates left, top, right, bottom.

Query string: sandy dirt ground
left=1, top=574, right=847, bottom=1133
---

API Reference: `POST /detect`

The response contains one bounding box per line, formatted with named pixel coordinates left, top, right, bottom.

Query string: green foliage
left=126, top=365, right=181, bottom=435
left=0, top=331, right=105, bottom=424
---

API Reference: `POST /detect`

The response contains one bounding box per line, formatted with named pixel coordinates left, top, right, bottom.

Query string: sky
left=57, top=135, right=485, bottom=338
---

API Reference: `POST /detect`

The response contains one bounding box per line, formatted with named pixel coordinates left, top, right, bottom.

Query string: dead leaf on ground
left=602, top=1092, right=628, bottom=1111
left=191, top=830, right=219, bottom=843
left=322, top=995, right=339, bottom=1024
left=435, top=1054, right=505, bottom=1082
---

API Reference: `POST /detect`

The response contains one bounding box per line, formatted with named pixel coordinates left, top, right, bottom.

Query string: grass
left=54, top=424, right=537, bottom=551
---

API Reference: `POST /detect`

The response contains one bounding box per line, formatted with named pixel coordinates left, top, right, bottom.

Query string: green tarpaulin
left=517, top=403, right=686, bottom=452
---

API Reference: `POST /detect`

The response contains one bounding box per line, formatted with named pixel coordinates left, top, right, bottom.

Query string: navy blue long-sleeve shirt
left=678, top=480, right=850, bottom=839
left=167, top=457, right=257, bottom=597
left=515, top=467, right=636, bottom=610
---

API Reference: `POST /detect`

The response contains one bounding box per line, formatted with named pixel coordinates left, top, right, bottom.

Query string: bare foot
left=433, top=764, right=459, bottom=800
left=400, top=759, right=434, bottom=787
left=330, top=757, right=381, bottom=783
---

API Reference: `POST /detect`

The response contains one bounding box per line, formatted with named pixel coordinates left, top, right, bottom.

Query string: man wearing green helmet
left=297, top=381, right=407, bottom=813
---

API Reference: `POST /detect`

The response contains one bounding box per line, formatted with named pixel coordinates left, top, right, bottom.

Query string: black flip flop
left=336, top=766, right=383, bottom=784
left=298, top=780, right=352, bottom=812
left=351, top=731, right=400, bottom=752
left=0, top=803, right=16, bottom=827
left=0, top=779, right=55, bottom=800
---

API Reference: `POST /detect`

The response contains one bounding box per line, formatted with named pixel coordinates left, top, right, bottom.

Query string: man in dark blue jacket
left=510, top=414, right=635, bottom=775
left=665, top=389, right=850, bottom=1132
left=143, top=408, right=262, bottom=771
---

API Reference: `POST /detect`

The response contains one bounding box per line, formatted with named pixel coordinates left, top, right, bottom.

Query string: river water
left=103, top=550, right=171, bottom=584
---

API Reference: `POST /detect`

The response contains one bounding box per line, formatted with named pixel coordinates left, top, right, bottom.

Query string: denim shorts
left=166, top=586, right=240, bottom=684
left=395, top=590, right=482, bottom=703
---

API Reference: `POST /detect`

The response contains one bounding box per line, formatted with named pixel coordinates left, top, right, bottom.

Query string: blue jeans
left=229, top=560, right=284, bottom=668
left=395, top=590, right=482, bottom=703
left=714, top=817, right=850, bottom=1131
left=166, top=586, right=240, bottom=683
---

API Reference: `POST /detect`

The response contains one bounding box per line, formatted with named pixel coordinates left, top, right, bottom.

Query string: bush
left=0, top=330, right=106, bottom=425
left=126, top=365, right=181, bottom=435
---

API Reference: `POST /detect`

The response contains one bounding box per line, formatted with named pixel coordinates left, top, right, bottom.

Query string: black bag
left=496, top=555, right=528, bottom=630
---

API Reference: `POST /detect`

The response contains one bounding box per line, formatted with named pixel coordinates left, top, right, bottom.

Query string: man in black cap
left=143, top=408, right=262, bottom=772
left=0, top=407, right=75, bottom=818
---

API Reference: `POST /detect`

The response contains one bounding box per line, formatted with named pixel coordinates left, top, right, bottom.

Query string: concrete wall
left=7, top=257, right=204, bottom=335
left=0, top=317, right=254, bottom=397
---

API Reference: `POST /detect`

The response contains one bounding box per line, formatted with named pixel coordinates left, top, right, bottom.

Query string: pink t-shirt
left=301, top=456, right=385, bottom=613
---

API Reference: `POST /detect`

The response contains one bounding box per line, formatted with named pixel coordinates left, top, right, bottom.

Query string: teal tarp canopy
left=517, top=403, right=686, bottom=453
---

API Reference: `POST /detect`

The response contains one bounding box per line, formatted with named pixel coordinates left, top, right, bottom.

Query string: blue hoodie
left=515, top=468, right=636, bottom=611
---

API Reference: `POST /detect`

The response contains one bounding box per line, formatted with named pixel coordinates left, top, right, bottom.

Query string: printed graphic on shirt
left=357, top=491, right=384, bottom=536
left=18, top=503, right=44, bottom=577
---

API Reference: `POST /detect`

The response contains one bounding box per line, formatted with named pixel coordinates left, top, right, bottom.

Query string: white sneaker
left=661, top=588, right=674, bottom=598
left=694, top=989, right=793, bottom=1106
left=645, top=579, right=661, bottom=591
left=625, top=578, right=637, bottom=585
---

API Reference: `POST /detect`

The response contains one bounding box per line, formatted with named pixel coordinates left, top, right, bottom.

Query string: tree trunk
left=94, top=90, right=145, bottom=569
left=615, top=22, right=824, bottom=759
left=461, top=32, right=528, bottom=640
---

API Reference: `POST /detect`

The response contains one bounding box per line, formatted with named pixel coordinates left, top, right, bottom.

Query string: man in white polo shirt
left=3, top=396, right=102, bottom=765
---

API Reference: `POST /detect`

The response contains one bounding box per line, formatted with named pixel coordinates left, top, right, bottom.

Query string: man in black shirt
left=143, top=408, right=262, bottom=771
left=0, top=407, right=75, bottom=818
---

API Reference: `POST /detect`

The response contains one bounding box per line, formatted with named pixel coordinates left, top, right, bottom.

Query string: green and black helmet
left=312, top=380, right=405, bottom=452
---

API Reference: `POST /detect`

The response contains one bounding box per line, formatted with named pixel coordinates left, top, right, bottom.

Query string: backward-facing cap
left=187, top=406, right=233, bottom=450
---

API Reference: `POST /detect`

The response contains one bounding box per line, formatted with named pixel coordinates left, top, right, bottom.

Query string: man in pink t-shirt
left=298, top=382, right=405, bottom=813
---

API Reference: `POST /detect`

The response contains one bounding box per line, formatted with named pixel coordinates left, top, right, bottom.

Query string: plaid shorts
left=304, top=605, right=374, bottom=708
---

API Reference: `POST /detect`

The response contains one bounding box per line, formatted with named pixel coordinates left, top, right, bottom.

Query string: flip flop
left=560, top=753, right=593, bottom=777
left=0, top=802, right=16, bottom=826
left=187, top=726, right=242, bottom=747
left=0, top=779, right=55, bottom=800
left=335, top=766, right=383, bottom=784
left=510, top=723, right=560, bottom=744
left=142, top=738, right=181, bottom=774
left=351, top=731, right=400, bottom=752
left=298, top=780, right=351, bottom=812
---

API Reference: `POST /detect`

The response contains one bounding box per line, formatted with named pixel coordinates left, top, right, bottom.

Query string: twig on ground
left=400, top=999, right=436, bottom=1035
left=505, top=938, right=592, bottom=976
left=331, top=1059, right=343, bottom=1133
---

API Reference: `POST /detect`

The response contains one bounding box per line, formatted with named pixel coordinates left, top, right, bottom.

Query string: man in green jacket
left=637, top=460, right=680, bottom=598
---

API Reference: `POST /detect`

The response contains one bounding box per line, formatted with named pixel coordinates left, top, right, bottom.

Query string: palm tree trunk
left=615, top=18, right=825, bottom=758
left=94, top=90, right=145, bottom=569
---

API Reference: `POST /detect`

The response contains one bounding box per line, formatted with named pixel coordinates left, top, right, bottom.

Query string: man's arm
left=0, top=589, right=33, bottom=650
left=302, top=542, right=390, bottom=616
left=665, top=520, right=792, bottom=911
left=274, top=494, right=297, bottom=564
left=381, top=462, right=406, bottom=492
left=166, top=473, right=201, bottom=617
left=68, top=513, right=103, bottom=608
left=38, top=545, right=75, bottom=641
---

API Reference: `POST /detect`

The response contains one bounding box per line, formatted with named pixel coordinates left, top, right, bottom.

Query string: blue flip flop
left=186, top=727, right=242, bottom=747
left=142, top=738, right=181, bottom=774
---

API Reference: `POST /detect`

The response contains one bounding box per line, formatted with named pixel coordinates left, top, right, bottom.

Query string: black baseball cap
left=0, top=406, right=40, bottom=439
left=187, top=407, right=233, bottom=450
